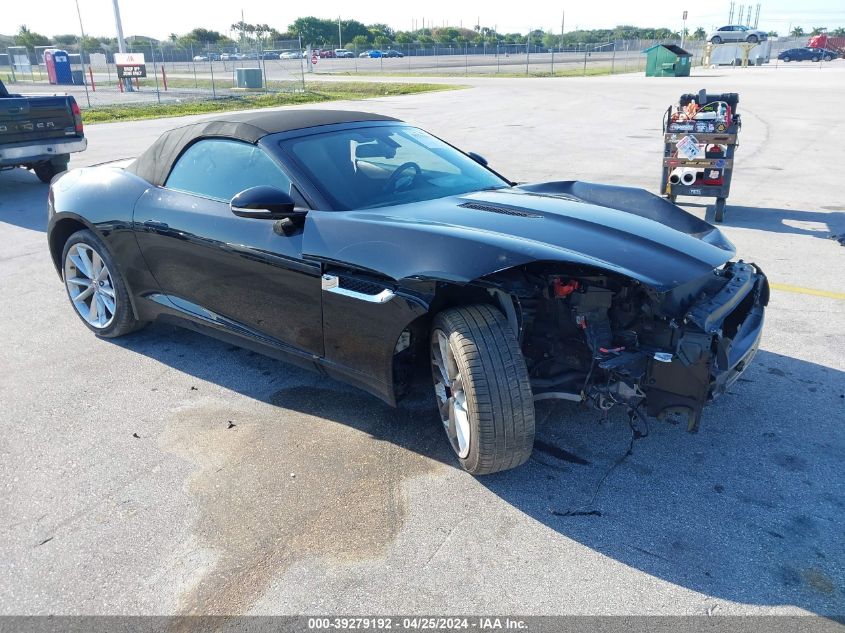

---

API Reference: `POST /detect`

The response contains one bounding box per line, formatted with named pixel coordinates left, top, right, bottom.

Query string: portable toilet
left=643, top=44, right=692, bottom=77
left=43, top=49, right=73, bottom=85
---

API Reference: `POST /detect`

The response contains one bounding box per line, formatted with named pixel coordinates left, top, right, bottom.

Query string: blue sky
left=4, top=0, right=844, bottom=39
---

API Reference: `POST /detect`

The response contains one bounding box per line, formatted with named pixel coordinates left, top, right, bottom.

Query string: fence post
left=150, top=42, right=161, bottom=103
left=611, top=42, right=616, bottom=74
left=88, top=65, right=95, bottom=91
left=209, top=49, right=216, bottom=98
left=551, top=49, right=554, bottom=75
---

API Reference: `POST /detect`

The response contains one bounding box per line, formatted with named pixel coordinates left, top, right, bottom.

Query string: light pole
left=338, top=17, right=342, bottom=49
left=111, top=0, right=132, bottom=90
left=73, top=0, right=91, bottom=106
left=681, top=10, right=688, bottom=49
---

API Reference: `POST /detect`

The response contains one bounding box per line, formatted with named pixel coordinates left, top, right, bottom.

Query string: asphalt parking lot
left=1, top=66, right=843, bottom=617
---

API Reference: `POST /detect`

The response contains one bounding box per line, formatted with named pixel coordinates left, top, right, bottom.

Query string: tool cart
left=661, top=89, right=740, bottom=223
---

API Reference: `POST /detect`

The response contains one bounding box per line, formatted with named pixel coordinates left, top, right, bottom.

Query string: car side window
left=165, top=138, right=292, bottom=202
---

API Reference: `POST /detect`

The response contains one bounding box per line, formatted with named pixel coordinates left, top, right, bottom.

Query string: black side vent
left=339, top=276, right=387, bottom=295
left=458, top=202, right=542, bottom=218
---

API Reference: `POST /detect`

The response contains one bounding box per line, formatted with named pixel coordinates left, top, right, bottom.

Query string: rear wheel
left=33, top=155, right=69, bottom=184
left=62, top=229, right=145, bottom=338
left=430, top=304, right=535, bottom=475
left=782, top=56, right=791, bottom=62
left=823, top=55, right=833, bottom=62
left=711, top=36, right=722, bottom=45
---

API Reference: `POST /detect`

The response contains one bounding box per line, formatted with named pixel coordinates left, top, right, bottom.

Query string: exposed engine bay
left=486, top=260, right=769, bottom=430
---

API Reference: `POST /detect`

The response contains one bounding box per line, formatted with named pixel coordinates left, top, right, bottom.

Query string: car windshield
left=281, top=125, right=510, bottom=210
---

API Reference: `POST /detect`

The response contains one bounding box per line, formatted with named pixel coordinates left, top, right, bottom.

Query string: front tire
left=62, top=229, right=145, bottom=338
left=747, top=35, right=759, bottom=44
left=430, top=304, right=535, bottom=475
left=782, top=56, right=790, bottom=62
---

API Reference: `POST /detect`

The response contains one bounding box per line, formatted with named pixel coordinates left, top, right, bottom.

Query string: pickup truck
left=0, top=79, right=87, bottom=183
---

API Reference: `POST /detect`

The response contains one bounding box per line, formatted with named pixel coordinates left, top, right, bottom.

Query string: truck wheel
left=33, top=155, right=69, bottom=184
left=430, top=304, right=535, bottom=475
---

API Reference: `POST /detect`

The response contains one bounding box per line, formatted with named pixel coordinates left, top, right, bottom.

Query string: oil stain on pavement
left=159, top=386, right=444, bottom=615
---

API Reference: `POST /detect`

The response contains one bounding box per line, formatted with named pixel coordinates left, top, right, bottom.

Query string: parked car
left=335, top=49, right=355, bottom=58
left=359, top=50, right=383, bottom=58
left=778, top=47, right=839, bottom=62
left=279, top=51, right=301, bottom=59
left=0, top=78, right=86, bottom=182
left=192, top=55, right=208, bottom=62
left=259, top=50, right=281, bottom=60
left=709, top=25, right=768, bottom=44
left=46, top=110, right=768, bottom=475
left=318, top=49, right=336, bottom=58
left=383, top=49, right=404, bottom=58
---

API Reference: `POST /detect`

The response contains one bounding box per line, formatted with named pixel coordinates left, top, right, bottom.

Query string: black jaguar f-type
left=47, top=110, right=768, bottom=474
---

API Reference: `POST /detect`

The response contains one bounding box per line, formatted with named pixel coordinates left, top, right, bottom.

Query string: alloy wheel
left=64, top=242, right=117, bottom=329
left=431, top=330, right=471, bottom=458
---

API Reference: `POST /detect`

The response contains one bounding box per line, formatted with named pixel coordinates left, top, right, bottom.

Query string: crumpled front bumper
left=644, top=261, right=769, bottom=430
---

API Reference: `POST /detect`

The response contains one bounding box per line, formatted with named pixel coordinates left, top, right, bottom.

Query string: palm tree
left=833, top=27, right=845, bottom=37
left=810, top=27, right=826, bottom=36
left=790, top=26, right=804, bottom=37
left=693, top=27, right=706, bottom=40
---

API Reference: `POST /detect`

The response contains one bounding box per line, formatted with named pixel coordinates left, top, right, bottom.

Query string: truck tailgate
left=0, top=97, right=75, bottom=144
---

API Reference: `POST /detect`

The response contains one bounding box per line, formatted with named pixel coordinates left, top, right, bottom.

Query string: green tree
left=790, top=26, right=804, bottom=37
left=810, top=26, right=826, bottom=35
left=767, top=30, right=779, bottom=37
left=180, top=28, right=224, bottom=45
left=368, top=23, right=395, bottom=40
left=373, top=35, right=392, bottom=49
left=542, top=31, right=559, bottom=49
left=434, top=27, right=460, bottom=44
left=692, top=27, right=707, bottom=39
left=395, top=32, right=413, bottom=44
left=14, top=25, right=50, bottom=51
left=53, top=34, right=77, bottom=45
left=350, top=34, right=370, bottom=50
left=833, top=27, right=845, bottom=36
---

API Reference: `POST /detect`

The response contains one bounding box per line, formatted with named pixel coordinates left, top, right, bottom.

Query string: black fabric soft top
left=126, top=109, right=399, bottom=187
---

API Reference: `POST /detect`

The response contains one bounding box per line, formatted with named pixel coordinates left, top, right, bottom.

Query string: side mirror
left=230, top=186, right=304, bottom=220
left=467, top=151, right=488, bottom=166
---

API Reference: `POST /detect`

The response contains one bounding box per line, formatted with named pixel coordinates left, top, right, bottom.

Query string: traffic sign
left=311, top=54, right=318, bottom=64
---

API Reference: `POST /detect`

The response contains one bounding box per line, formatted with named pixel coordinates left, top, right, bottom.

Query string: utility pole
left=681, top=10, right=688, bottom=48
left=338, top=16, right=342, bottom=48
left=111, top=0, right=132, bottom=91
left=561, top=10, right=565, bottom=51
left=753, top=4, right=761, bottom=29
left=73, top=0, right=91, bottom=106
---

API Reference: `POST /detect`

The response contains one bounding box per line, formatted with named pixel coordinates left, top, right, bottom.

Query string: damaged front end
left=487, top=260, right=769, bottom=431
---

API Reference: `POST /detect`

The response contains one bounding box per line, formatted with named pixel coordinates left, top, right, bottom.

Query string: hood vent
left=458, top=201, right=542, bottom=218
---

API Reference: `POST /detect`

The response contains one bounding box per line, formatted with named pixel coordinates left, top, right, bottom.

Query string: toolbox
left=660, top=89, right=741, bottom=223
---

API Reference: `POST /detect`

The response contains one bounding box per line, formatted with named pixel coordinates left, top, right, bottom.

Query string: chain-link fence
left=0, top=35, right=831, bottom=108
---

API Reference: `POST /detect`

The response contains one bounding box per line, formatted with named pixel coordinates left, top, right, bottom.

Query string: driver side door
left=133, top=138, right=324, bottom=357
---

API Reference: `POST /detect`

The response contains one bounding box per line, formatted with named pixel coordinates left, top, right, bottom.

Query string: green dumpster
left=643, top=44, right=692, bottom=77
left=235, top=68, right=263, bottom=89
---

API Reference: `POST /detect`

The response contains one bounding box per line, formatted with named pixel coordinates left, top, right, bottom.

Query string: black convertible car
left=47, top=110, right=768, bottom=474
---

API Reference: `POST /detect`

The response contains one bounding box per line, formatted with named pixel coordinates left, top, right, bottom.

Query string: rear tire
left=823, top=55, right=833, bottom=62
left=33, top=155, right=69, bottom=184
left=711, top=36, right=722, bottom=45
left=62, top=229, right=146, bottom=338
left=782, top=56, right=790, bottom=62
left=430, top=304, right=535, bottom=475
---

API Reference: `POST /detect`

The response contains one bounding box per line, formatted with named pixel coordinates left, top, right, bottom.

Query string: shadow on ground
left=681, top=201, right=845, bottom=242
left=0, top=168, right=49, bottom=232
left=112, top=321, right=845, bottom=616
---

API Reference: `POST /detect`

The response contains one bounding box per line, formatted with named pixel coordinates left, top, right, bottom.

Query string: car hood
left=302, top=181, right=736, bottom=292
